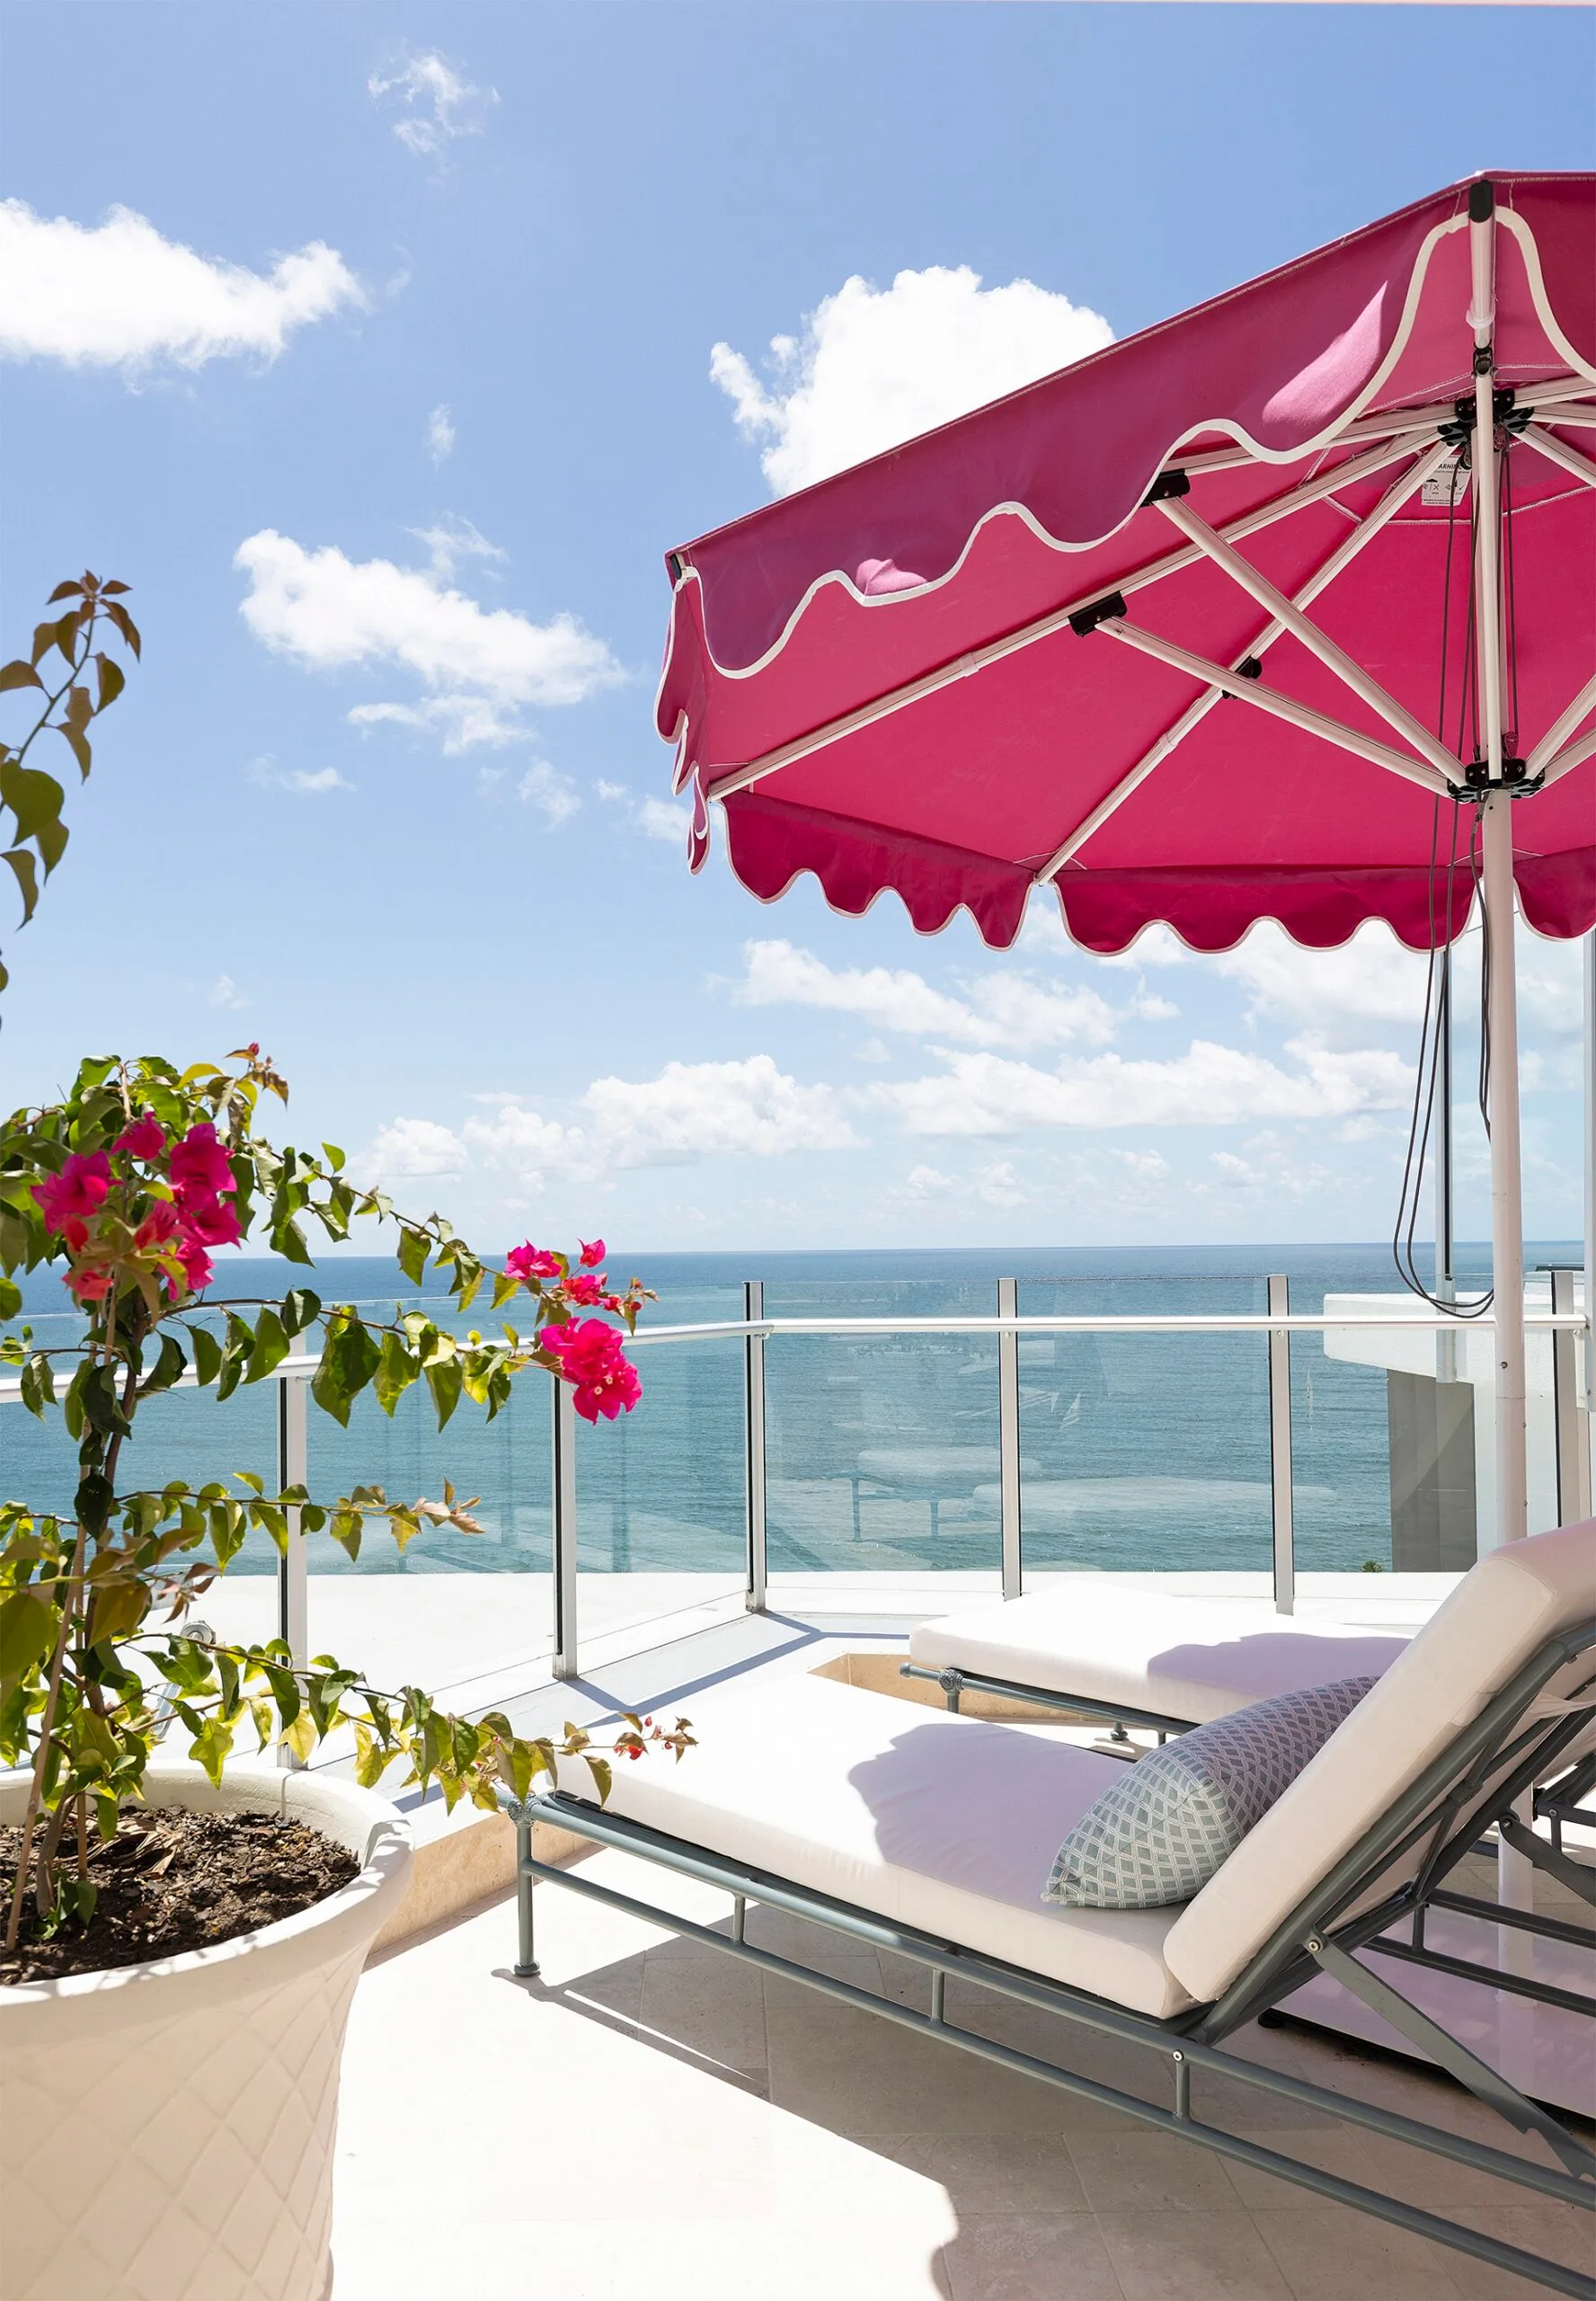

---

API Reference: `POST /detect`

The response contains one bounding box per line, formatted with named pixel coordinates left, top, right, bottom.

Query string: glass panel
left=763, top=1278, right=1001, bottom=1586
left=574, top=1335, right=746, bottom=1649
left=1015, top=1272, right=1272, bottom=1576
left=306, top=1370, right=552, bottom=1710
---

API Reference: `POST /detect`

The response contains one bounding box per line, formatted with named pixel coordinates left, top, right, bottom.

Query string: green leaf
left=424, top=1353, right=463, bottom=1429
left=244, top=1306, right=289, bottom=1385
left=322, top=1141, right=346, bottom=1173
left=4, top=846, right=40, bottom=924
left=374, top=1330, right=418, bottom=1417
left=280, top=1288, right=321, bottom=1337
left=396, top=1227, right=429, bottom=1288
left=93, top=654, right=125, bottom=713
left=188, top=1716, right=235, bottom=1788
left=0, top=1275, right=19, bottom=1320
left=187, top=1323, right=222, bottom=1388
left=1, top=760, right=66, bottom=846
left=0, top=1589, right=56, bottom=1682
left=311, top=1344, right=350, bottom=1428
left=140, top=1331, right=188, bottom=1397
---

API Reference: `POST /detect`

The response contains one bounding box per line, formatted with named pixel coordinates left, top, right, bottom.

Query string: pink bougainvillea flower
left=134, top=1204, right=182, bottom=1250
left=64, top=1262, right=116, bottom=1305
left=113, top=1111, right=165, bottom=1161
left=33, top=1150, right=112, bottom=1233
left=563, top=1271, right=607, bottom=1307
left=171, top=1123, right=235, bottom=1204
left=505, top=1242, right=562, bottom=1284
left=540, top=1318, right=643, bottom=1424
left=174, top=1236, right=214, bottom=1294
left=578, top=1239, right=605, bottom=1269
left=179, top=1195, right=242, bottom=1248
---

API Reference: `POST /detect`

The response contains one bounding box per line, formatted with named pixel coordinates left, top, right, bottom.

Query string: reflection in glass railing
left=574, top=1335, right=746, bottom=1647
left=305, top=1372, right=553, bottom=1705
left=764, top=1278, right=1001, bottom=1577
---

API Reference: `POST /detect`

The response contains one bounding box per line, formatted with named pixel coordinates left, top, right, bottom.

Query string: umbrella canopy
left=658, top=173, right=1596, bottom=1565
left=658, top=171, right=1593, bottom=958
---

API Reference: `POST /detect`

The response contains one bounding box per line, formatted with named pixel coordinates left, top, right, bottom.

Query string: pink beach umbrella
left=659, top=171, right=1595, bottom=1562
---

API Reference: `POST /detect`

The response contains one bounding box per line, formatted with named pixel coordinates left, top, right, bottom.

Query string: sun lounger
left=508, top=1521, right=1596, bottom=2297
left=904, top=1578, right=1444, bottom=1733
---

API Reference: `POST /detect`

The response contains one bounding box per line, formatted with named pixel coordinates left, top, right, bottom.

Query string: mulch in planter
left=0, top=1807, right=360, bottom=1985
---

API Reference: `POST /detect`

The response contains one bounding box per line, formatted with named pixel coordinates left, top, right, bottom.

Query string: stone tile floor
left=332, top=1848, right=1593, bottom=2301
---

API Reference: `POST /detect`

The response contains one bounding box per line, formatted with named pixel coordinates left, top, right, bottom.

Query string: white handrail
left=0, top=1306, right=1583, bottom=1401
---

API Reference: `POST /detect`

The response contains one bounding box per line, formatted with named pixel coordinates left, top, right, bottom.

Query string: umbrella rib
left=1155, top=498, right=1460, bottom=780
left=1095, top=618, right=1454, bottom=798
left=1032, top=440, right=1454, bottom=884
left=1521, top=423, right=1596, bottom=492
left=1537, top=720, right=1596, bottom=788
left=1525, top=673, right=1596, bottom=779
left=705, top=434, right=1432, bottom=806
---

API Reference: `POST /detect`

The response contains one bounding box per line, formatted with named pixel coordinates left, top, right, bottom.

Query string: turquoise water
left=3, top=1242, right=1576, bottom=1589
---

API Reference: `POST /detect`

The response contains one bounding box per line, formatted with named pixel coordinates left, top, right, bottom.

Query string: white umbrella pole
left=1481, top=792, right=1528, bottom=1554
left=1469, top=181, right=1535, bottom=1959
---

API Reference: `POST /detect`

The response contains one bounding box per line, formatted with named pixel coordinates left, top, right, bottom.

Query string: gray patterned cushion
left=1042, top=1676, right=1377, bottom=1910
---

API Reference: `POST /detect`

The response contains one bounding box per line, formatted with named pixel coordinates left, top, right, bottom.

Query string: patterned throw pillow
left=1042, top=1676, right=1378, bottom=1911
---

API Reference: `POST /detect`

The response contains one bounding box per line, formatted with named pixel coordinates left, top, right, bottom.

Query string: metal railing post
left=276, top=1367, right=309, bottom=1768
left=998, top=1278, right=1022, bottom=1601
left=745, top=1281, right=767, bottom=1612
left=1267, top=1275, right=1295, bottom=1614
left=552, top=1374, right=579, bottom=1680
left=1549, top=1267, right=1592, bottom=1526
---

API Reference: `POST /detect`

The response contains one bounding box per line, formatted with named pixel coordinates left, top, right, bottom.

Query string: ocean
left=4, top=1240, right=1579, bottom=1591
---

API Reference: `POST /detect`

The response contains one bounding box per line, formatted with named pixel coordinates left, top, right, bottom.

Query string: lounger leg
left=939, top=1669, right=964, bottom=1714
left=515, top=1809, right=539, bottom=1978
left=1172, top=2050, right=1191, bottom=2121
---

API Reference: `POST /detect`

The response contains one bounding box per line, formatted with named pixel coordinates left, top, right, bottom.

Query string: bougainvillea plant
left=0, top=585, right=688, bottom=1954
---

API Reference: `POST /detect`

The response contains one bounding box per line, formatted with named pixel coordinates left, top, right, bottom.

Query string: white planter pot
left=0, top=1763, right=412, bottom=2301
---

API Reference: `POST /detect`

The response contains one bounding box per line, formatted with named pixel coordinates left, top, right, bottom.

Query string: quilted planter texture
left=0, top=1763, right=412, bottom=2301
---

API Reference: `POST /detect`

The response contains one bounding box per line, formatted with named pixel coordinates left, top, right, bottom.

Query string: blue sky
left=3, top=4, right=1592, bottom=1257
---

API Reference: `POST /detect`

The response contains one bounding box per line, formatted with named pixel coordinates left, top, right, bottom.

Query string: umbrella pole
left=1469, top=179, right=1535, bottom=1953
left=1481, top=791, right=1527, bottom=1556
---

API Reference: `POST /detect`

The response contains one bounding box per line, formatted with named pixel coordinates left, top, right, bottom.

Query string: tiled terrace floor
left=332, top=1854, right=1591, bottom=2301
left=327, top=1595, right=1592, bottom=2301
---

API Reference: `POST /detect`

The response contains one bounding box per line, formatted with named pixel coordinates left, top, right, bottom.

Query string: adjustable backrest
left=1163, top=1518, right=1596, bottom=2005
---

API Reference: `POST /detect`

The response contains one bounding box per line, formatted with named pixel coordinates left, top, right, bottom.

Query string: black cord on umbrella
left=1391, top=448, right=1492, bottom=1319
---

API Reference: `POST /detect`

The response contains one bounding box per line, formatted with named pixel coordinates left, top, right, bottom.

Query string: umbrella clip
left=1446, top=756, right=1545, bottom=804
left=1068, top=591, right=1129, bottom=638
left=1437, top=386, right=1528, bottom=450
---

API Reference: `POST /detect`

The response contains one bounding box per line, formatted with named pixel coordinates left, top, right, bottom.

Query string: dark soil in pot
left=0, top=1808, right=360, bottom=1985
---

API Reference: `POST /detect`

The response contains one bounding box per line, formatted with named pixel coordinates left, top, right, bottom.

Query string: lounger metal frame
left=508, top=1621, right=1596, bottom=2298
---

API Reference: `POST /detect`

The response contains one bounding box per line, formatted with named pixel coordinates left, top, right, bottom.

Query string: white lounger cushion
left=909, top=1584, right=1428, bottom=1724
left=1164, top=1519, right=1596, bottom=2004
left=555, top=1674, right=1197, bottom=2018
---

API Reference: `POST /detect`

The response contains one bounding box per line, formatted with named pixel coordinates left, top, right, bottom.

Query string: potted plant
left=0, top=579, right=687, bottom=2301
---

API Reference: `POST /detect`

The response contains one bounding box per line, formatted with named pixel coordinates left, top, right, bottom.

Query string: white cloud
left=246, top=755, right=352, bottom=795
left=235, top=529, right=622, bottom=752
left=869, top=1035, right=1413, bottom=1137
left=477, top=758, right=581, bottom=826
left=585, top=1056, right=860, bottom=1168
left=0, top=200, right=363, bottom=372
left=367, top=1117, right=469, bottom=1181
left=369, top=50, right=498, bottom=161
left=596, top=782, right=692, bottom=845
left=712, top=265, right=1113, bottom=494
left=634, top=795, right=692, bottom=845
left=427, top=404, right=455, bottom=463
left=736, top=937, right=1120, bottom=1052
left=407, top=513, right=502, bottom=581
left=444, top=1056, right=862, bottom=1188
left=897, top=1156, right=1026, bottom=1209
left=208, top=973, right=248, bottom=1010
